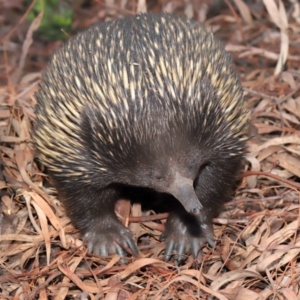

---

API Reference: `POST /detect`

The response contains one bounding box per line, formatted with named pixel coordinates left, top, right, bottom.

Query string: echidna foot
left=161, top=211, right=215, bottom=263
left=83, top=219, right=139, bottom=258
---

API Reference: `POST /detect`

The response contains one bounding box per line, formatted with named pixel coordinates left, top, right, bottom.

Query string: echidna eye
left=199, top=162, right=210, bottom=172
left=155, top=175, right=163, bottom=181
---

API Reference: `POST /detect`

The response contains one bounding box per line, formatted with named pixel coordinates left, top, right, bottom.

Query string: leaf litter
left=0, top=0, right=300, bottom=299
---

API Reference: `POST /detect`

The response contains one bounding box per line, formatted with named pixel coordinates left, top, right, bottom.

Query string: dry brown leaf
left=27, top=192, right=67, bottom=248
left=57, top=255, right=100, bottom=294
left=37, top=277, right=47, bottom=300
left=210, top=270, right=265, bottom=292
left=220, top=286, right=262, bottom=300
left=256, top=249, right=287, bottom=272
left=232, top=0, right=253, bottom=25
left=11, top=10, right=43, bottom=83
left=31, top=199, right=51, bottom=265
left=263, top=0, right=287, bottom=29
left=283, top=97, right=300, bottom=119
left=251, top=136, right=300, bottom=157
left=262, top=0, right=289, bottom=75
left=155, top=274, right=228, bottom=300
left=54, top=256, right=87, bottom=300
left=281, top=72, right=297, bottom=89
left=241, top=215, right=264, bottom=242
left=241, top=220, right=298, bottom=269
left=137, top=0, right=147, bottom=13
left=245, top=155, right=260, bottom=188
left=19, top=245, right=38, bottom=269
left=280, top=288, right=298, bottom=300
left=268, top=153, right=300, bottom=177
left=274, top=239, right=300, bottom=268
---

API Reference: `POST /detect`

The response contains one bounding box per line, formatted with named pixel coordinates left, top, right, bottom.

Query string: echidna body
left=34, top=13, right=248, bottom=260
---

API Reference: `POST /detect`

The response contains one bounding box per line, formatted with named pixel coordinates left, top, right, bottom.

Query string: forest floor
left=1, top=0, right=300, bottom=299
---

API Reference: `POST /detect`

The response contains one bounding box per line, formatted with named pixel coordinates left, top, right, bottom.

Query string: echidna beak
left=167, top=171, right=202, bottom=215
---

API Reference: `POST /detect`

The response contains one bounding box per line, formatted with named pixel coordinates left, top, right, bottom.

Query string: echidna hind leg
left=54, top=182, right=139, bottom=257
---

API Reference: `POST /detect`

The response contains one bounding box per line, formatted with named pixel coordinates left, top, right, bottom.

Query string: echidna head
left=125, top=147, right=204, bottom=215
left=82, top=107, right=205, bottom=214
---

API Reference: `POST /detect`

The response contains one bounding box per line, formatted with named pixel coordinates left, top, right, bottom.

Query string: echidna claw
left=83, top=220, right=139, bottom=259
left=162, top=211, right=214, bottom=263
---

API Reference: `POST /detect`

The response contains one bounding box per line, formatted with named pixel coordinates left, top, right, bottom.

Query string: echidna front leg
left=56, top=183, right=139, bottom=257
left=162, top=163, right=233, bottom=262
left=162, top=209, right=214, bottom=262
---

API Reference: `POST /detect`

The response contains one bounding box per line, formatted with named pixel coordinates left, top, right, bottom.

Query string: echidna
left=34, top=13, right=248, bottom=261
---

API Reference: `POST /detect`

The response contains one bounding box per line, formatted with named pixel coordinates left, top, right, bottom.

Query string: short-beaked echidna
left=34, top=13, right=248, bottom=261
